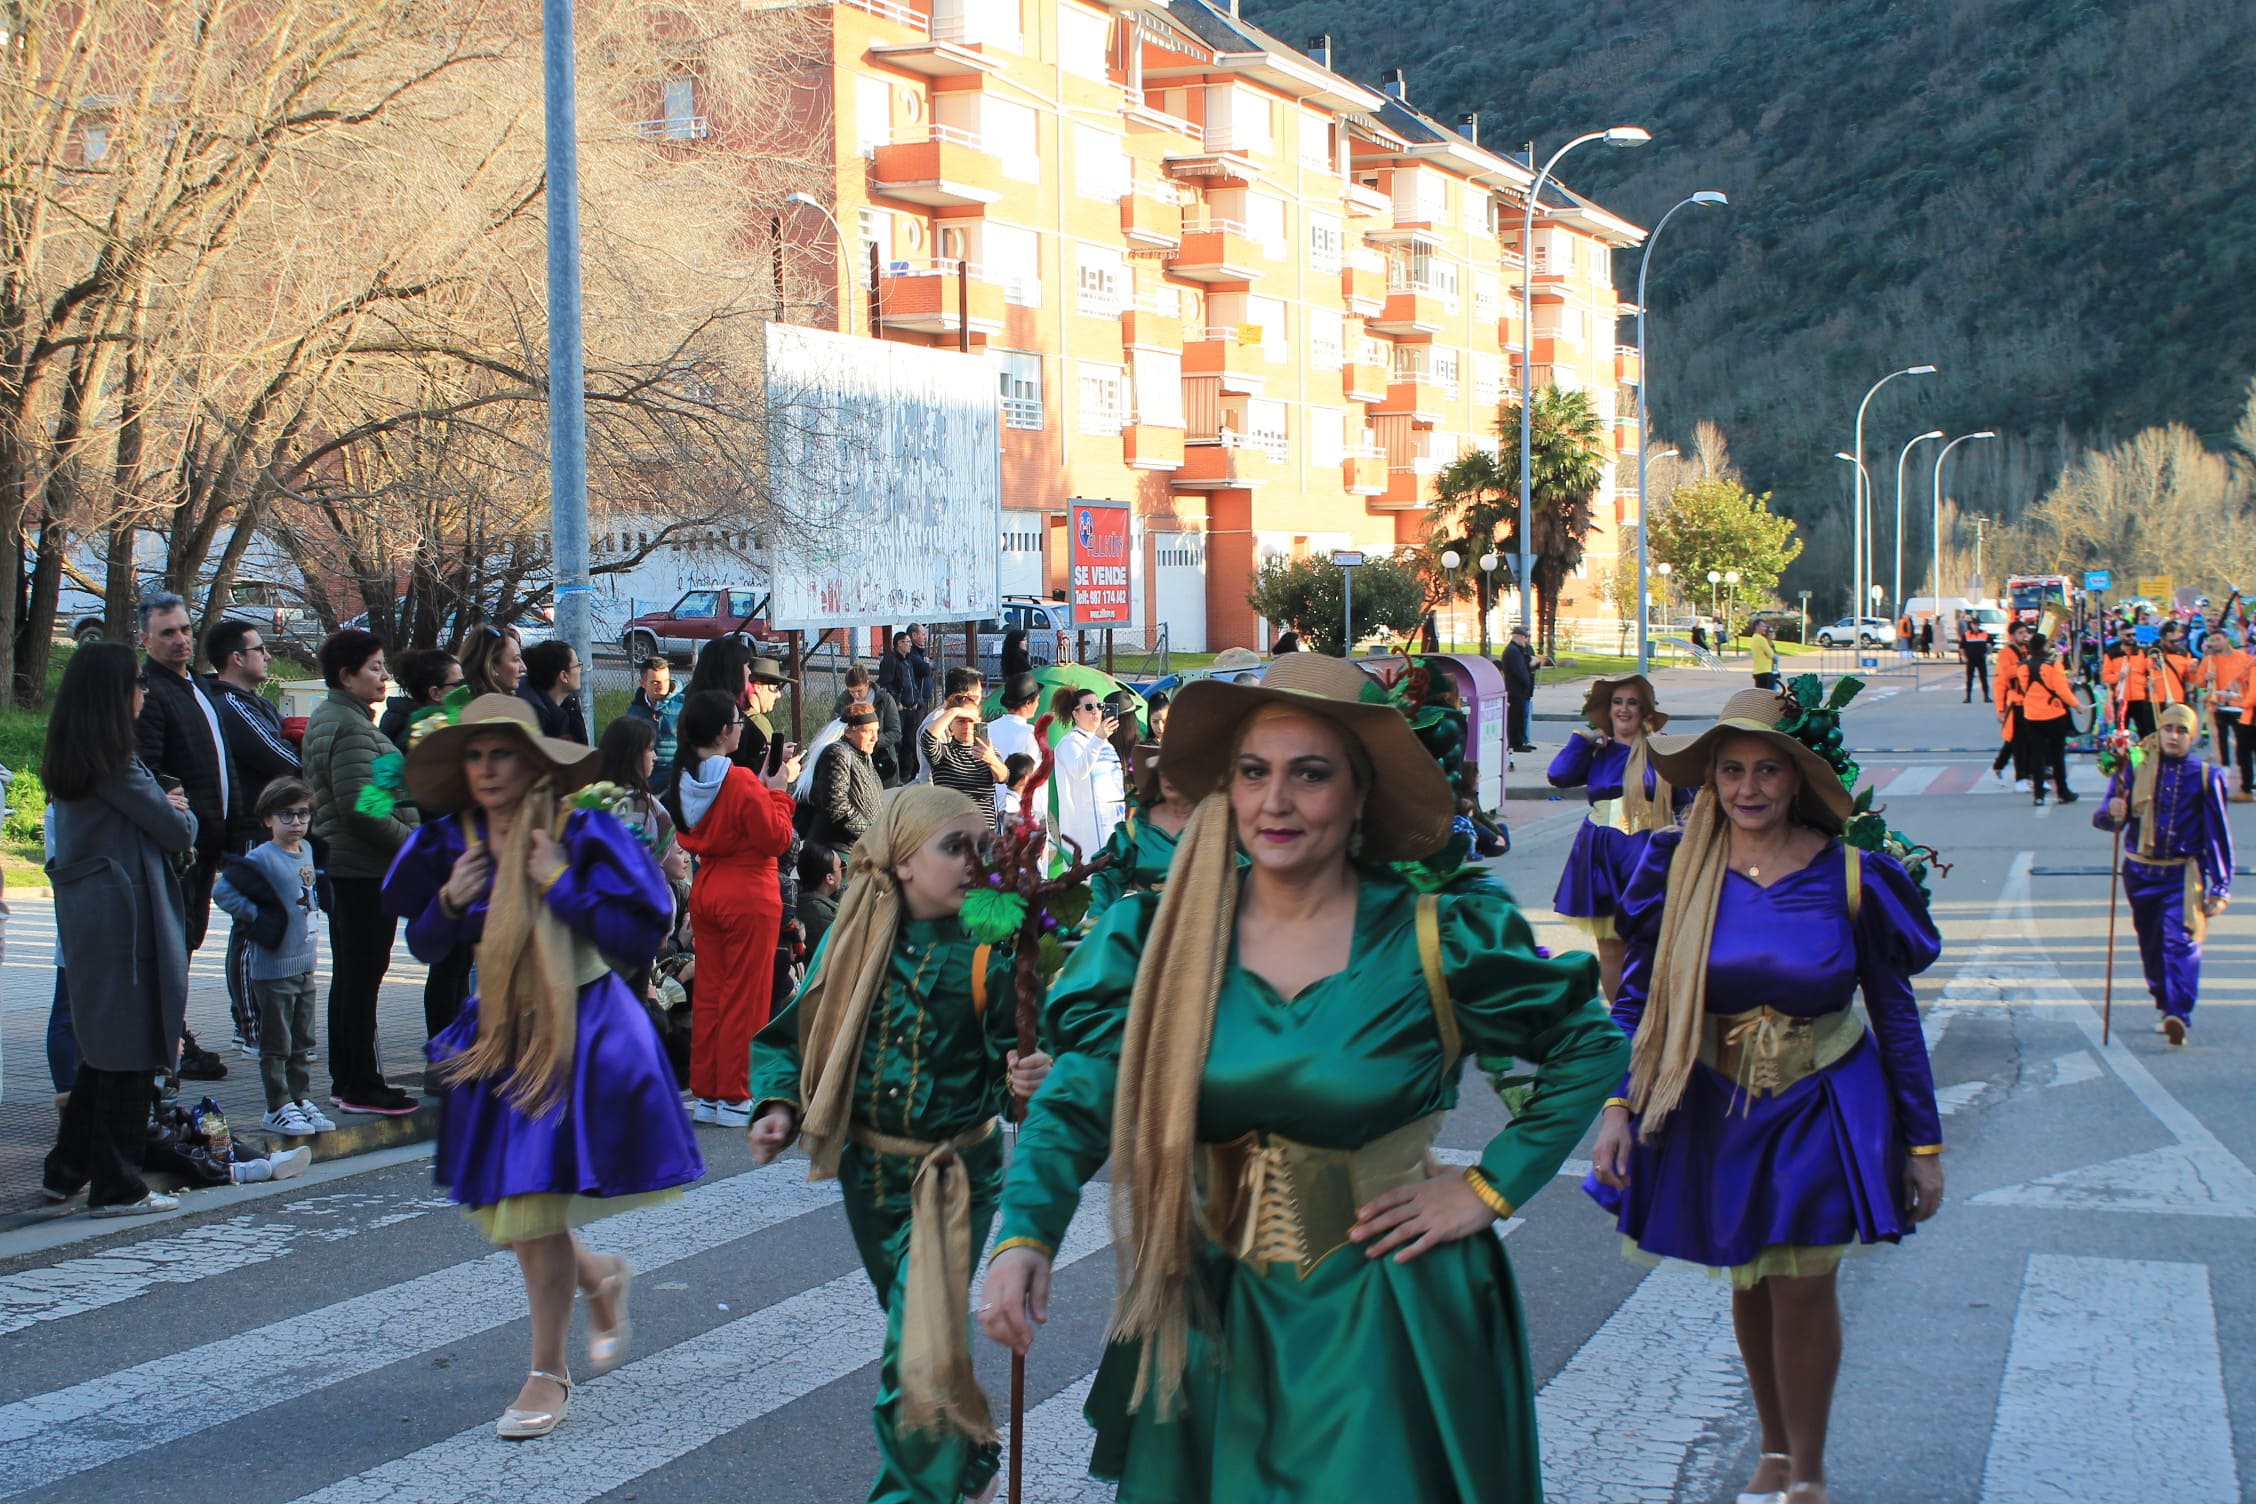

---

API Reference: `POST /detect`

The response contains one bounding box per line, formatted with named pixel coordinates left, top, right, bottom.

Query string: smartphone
left=155, top=772, right=183, bottom=793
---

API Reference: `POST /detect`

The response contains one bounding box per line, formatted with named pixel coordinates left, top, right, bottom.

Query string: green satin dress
left=751, top=919, right=1020, bottom=1504
left=1086, top=808, right=1183, bottom=919
left=992, top=869, right=1624, bottom=1504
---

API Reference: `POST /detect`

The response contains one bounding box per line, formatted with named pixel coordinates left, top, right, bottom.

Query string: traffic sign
left=1330, top=550, right=1365, bottom=568
left=2083, top=570, right=2112, bottom=592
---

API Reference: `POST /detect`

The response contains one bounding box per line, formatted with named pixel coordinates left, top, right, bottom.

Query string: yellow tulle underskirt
left=463, top=1186, right=684, bottom=1246
left=1620, top=1235, right=1865, bottom=1291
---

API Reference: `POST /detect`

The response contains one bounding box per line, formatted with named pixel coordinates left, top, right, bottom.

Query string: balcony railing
left=634, top=116, right=709, bottom=141
left=1221, top=428, right=1289, bottom=461
left=1181, top=216, right=1252, bottom=239
left=838, top=0, right=931, bottom=32
left=1000, top=396, right=1043, bottom=430
left=1347, top=245, right=1385, bottom=274
left=1342, top=439, right=1386, bottom=460
left=895, top=123, right=985, bottom=150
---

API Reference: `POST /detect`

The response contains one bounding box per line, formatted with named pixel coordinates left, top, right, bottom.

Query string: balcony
left=1616, top=343, right=1642, bottom=385
left=869, top=127, right=1003, bottom=208
left=1342, top=358, right=1390, bottom=404
left=1341, top=255, right=1386, bottom=316
left=1168, top=218, right=1264, bottom=283
left=1343, top=180, right=1390, bottom=218
left=1120, top=182, right=1182, bottom=248
left=838, top=0, right=931, bottom=31
left=877, top=260, right=1006, bottom=338
left=1371, top=283, right=1454, bottom=336
left=1119, top=295, right=1182, bottom=351
left=633, top=116, right=709, bottom=142
left=1123, top=422, right=1185, bottom=471
left=1379, top=363, right=1459, bottom=422
left=1183, top=327, right=1275, bottom=393
left=1343, top=444, right=1388, bottom=496
left=1172, top=431, right=1278, bottom=490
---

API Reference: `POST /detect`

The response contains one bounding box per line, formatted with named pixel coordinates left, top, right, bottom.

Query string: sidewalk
left=0, top=895, right=441, bottom=1226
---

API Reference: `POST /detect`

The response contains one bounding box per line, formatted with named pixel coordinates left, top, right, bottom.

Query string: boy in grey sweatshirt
left=213, top=779, right=335, bottom=1137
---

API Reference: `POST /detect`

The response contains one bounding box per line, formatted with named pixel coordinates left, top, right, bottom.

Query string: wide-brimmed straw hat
left=1645, top=688, right=1853, bottom=825
left=405, top=693, right=602, bottom=813
left=1158, top=655, right=1454, bottom=861
left=1581, top=673, right=1669, bottom=731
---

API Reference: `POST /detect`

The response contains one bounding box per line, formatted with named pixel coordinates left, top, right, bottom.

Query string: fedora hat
left=1645, top=688, right=1853, bottom=826
left=1580, top=673, right=1669, bottom=732
left=747, top=655, right=789, bottom=685
left=405, top=693, right=602, bottom=814
left=1158, top=654, right=1455, bottom=861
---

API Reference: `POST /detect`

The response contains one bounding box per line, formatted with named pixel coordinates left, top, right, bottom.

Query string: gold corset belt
left=1199, top=1112, right=1443, bottom=1279
left=1700, top=1006, right=1865, bottom=1108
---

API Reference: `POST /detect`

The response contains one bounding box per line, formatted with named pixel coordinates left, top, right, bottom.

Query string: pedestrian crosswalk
left=1857, top=760, right=2016, bottom=797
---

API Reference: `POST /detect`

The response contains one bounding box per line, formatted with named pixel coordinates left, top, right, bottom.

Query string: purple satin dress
left=2093, top=755, right=2234, bottom=1023
left=1547, top=735, right=1694, bottom=929
left=384, top=809, right=704, bottom=1210
left=1586, top=830, right=1943, bottom=1268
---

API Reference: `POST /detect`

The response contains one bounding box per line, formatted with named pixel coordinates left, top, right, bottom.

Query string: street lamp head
left=784, top=191, right=821, bottom=208
left=1906, top=364, right=1938, bottom=375
left=1690, top=190, right=1728, bottom=206
left=1724, top=570, right=1741, bottom=585
left=1971, top=430, right=1997, bottom=440
left=1441, top=549, right=1462, bottom=571
left=1913, top=429, right=1945, bottom=443
left=1655, top=563, right=1672, bottom=577
left=1479, top=552, right=1500, bottom=572
left=1653, top=447, right=1680, bottom=459
left=1833, top=451, right=1858, bottom=463
left=1707, top=570, right=1723, bottom=584
left=1604, top=126, right=1652, bottom=146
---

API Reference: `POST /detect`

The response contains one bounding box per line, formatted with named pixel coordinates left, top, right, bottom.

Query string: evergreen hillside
left=1241, top=0, right=2256, bottom=589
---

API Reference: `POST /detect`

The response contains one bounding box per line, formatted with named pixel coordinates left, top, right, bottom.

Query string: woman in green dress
left=747, top=785, right=1049, bottom=1504
left=979, top=655, right=1626, bottom=1503
left=1086, top=744, right=1195, bottom=919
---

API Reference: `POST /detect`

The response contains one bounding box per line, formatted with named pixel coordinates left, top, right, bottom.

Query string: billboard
left=1069, top=499, right=1135, bottom=627
left=761, top=323, right=1002, bottom=627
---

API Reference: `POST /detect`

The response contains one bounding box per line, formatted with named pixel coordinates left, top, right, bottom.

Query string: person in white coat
left=1047, top=684, right=1123, bottom=865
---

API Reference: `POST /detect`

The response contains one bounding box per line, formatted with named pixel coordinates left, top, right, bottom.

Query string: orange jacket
left=2017, top=661, right=2080, bottom=723
left=2192, top=648, right=2248, bottom=712
left=1995, top=642, right=2025, bottom=721
left=2101, top=647, right=2190, bottom=707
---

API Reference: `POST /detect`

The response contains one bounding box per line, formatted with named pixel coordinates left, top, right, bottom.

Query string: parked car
left=1813, top=616, right=1895, bottom=648
left=70, top=578, right=317, bottom=651
left=620, top=587, right=781, bottom=663
left=975, top=596, right=1075, bottom=677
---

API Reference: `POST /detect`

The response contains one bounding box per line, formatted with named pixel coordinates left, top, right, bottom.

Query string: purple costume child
left=1588, top=829, right=1944, bottom=1279
left=2092, top=729, right=2234, bottom=1040
left=385, top=808, right=704, bottom=1232
left=1549, top=734, right=1696, bottom=938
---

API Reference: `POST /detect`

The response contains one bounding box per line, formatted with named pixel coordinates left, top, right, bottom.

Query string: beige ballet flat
left=587, top=1260, right=634, bottom=1375
left=495, top=1369, right=571, bottom=1440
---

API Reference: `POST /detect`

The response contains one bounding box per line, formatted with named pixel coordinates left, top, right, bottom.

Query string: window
left=1310, top=308, right=1343, bottom=371
left=986, top=224, right=1040, bottom=306
left=1473, top=353, right=1503, bottom=407
left=857, top=207, right=886, bottom=277
left=1245, top=295, right=1287, bottom=362
left=1204, top=84, right=1271, bottom=154
left=1078, top=362, right=1127, bottom=435
left=1474, top=273, right=1501, bottom=321
left=660, top=77, right=702, bottom=140
left=675, top=590, right=720, bottom=619
left=1134, top=350, right=1183, bottom=428
left=83, top=125, right=109, bottom=163
left=1309, top=405, right=1345, bottom=466
left=1076, top=244, right=1125, bottom=318
left=855, top=76, right=891, bottom=156
left=1058, top=4, right=1110, bottom=81
left=1073, top=124, right=1129, bottom=202
left=1308, top=212, right=1343, bottom=273
left=1433, top=347, right=1461, bottom=398
left=1246, top=193, right=1287, bottom=260
left=1298, top=108, right=1334, bottom=172
left=933, top=0, right=1021, bottom=50
left=985, top=98, right=1040, bottom=183
left=1244, top=398, right=1288, bottom=457
left=995, top=351, right=1044, bottom=430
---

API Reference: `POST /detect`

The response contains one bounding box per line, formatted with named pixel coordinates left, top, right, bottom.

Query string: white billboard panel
left=762, top=323, right=1002, bottom=627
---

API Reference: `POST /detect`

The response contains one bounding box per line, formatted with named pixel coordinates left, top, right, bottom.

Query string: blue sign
left=2135, top=624, right=2160, bottom=645
left=2084, top=570, right=2112, bottom=592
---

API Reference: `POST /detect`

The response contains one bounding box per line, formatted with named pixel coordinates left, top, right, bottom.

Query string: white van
left=1904, top=596, right=2008, bottom=647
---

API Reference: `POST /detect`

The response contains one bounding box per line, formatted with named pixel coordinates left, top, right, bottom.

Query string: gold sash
left=1700, top=1006, right=1865, bottom=1109
left=847, top=1118, right=1000, bottom=1442
left=1200, top=1112, right=1445, bottom=1278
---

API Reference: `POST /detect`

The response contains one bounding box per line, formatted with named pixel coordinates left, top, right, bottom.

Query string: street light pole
left=1440, top=548, right=1461, bottom=649
left=1519, top=124, right=1650, bottom=643
left=542, top=0, right=593, bottom=698
left=1707, top=568, right=1722, bottom=619
left=1634, top=191, right=1726, bottom=678
left=1892, top=428, right=1945, bottom=621
left=1851, top=364, right=1937, bottom=624
left=1479, top=551, right=1499, bottom=653
left=784, top=191, right=855, bottom=335
left=1930, top=430, right=1996, bottom=608
left=1834, top=451, right=1872, bottom=641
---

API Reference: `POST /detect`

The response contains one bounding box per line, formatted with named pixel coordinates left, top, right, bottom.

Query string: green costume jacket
left=994, top=870, right=1625, bottom=1504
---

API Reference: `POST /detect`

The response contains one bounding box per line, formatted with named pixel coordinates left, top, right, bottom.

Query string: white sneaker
left=294, top=1099, right=338, bottom=1132
left=263, top=1104, right=316, bottom=1136
left=2014, top=779, right=2032, bottom=793
left=691, top=1098, right=718, bottom=1124
left=713, top=1101, right=752, bottom=1129
left=268, top=1146, right=313, bottom=1181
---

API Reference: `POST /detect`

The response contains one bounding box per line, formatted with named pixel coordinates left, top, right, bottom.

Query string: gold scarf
left=1619, top=730, right=1675, bottom=835
left=436, top=782, right=582, bottom=1115
left=1624, top=788, right=1729, bottom=1136
left=793, top=784, right=981, bottom=1175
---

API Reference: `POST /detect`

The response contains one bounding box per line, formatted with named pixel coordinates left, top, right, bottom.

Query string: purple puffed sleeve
left=2199, top=765, right=2233, bottom=901
left=1852, top=848, right=1945, bottom=1150
left=1547, top=733, right=1599, bottom=789
left=541, top=808, right=672, bottom=969
left=384, top=815, right=484, bottom=964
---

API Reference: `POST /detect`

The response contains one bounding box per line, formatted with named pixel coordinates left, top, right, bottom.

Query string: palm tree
left=1425, top=450, right=1514, bottom=655
left=1493, top=385, right=1607, bottom=655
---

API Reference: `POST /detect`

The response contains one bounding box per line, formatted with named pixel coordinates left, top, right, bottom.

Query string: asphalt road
left=2, top=672, right=2248, bottom=1504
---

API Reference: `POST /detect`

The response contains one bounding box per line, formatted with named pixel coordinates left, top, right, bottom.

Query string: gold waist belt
left=1200, top=1112, right=1442, bottom=1279
left=846, top=1117, right=998, bottom=1161
left=1700, top=1006, right=1865, bottom=1106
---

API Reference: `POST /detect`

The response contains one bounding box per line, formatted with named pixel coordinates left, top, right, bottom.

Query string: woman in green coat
left=980, top=654, right=1627, bottom=1503
left=748, top=785, right=1050, bottom=1504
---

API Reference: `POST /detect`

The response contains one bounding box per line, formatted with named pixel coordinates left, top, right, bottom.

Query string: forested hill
left=1241, top=0, right=2256, bottom=579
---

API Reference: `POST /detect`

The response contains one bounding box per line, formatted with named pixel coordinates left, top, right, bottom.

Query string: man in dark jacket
left=517, top=640, right=591, bottom=744
left=1500, top=623, right=1539, bottom=753
left=206, top=618, right=303, bottom=1054
left=137, top=593, right=237, bottom=1080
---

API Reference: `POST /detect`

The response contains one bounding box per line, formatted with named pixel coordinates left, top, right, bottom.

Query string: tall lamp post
left=1518, top=124, right=1650, bottom=637
left=1653, top=562, right=1672, bottom=636
left=1930, top=430, right=1996, bottom=609
left=1835, top=452, right=1872, bottom=640
left=784, top=190, right=856, bottom=335
left=1724, top=569, right=1741, bottom=639
left=542, top=0, right=593, bottom=691
left=1850, top=364, right=1937, bottom=624
left=1440, top=549, right=1462, bottom=648
left=1707, top=568, right=1722, bottom=619
left=1891, top=429, right=1944, bottom=622
left=1633, top=191, right=1726, bottom=677
left=1479, top=551, right=1499, bottom=651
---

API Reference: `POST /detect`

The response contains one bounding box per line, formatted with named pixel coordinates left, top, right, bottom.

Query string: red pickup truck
left=620, top=588, right=784, bottom=663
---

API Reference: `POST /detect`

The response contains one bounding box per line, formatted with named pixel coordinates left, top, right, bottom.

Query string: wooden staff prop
left=963, top=712, right=1113, bottom=1504
left=2094, top=727, right=2141, bottom=1045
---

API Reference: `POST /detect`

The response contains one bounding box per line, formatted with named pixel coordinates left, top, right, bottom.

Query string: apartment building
left=778, top=0, right=1645, bottom=651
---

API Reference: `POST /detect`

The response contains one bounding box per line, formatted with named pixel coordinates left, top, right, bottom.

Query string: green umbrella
left=981, top=662, right=1147, bottom=740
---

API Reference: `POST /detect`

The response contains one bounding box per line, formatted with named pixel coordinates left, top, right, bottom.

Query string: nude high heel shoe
left=587, top=1260, right=634, bottom=1375
left=1737, top=1452, right=1793, bottom=1504
left=496, top=1369, right=571, bottom=1440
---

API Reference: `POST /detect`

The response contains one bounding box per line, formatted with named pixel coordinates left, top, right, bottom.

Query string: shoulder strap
left=971, top=944, right=993, bottom=1019
left=1845, top=843, right=1862, bottom=921
left=1414, top=894, right=1461, bottom=1066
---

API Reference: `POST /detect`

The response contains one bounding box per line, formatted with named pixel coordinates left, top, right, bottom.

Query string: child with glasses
left=213, top=778, right=336, bottom=1136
